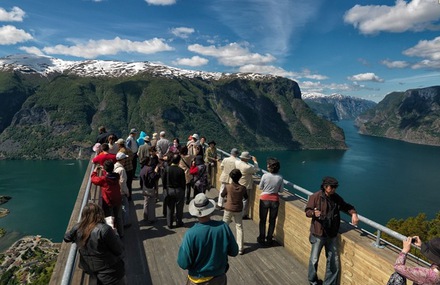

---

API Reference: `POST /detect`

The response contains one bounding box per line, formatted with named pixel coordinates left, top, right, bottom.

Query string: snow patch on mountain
left=0, top=54, right=278, bottom=81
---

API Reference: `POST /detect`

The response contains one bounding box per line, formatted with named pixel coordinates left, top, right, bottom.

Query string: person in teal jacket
left=177, top=193, right=238, bottom=285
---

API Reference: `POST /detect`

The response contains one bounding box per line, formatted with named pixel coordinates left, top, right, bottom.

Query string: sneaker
left=239, top=249, right=244, bottom=255
left=242, top=215, right=250, bottom=220
left=257, top=237, right=266, bottom=246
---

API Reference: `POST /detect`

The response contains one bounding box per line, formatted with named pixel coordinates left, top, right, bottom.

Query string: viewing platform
left=50, top=155, right=427, bottom=285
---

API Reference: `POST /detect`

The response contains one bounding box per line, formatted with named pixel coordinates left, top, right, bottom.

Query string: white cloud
left=0, top=25, right=33, bottom=45
left=172, top=56, right=208, bottom=67
left=188, top=42, right=276, bottom=67
left=411, top=60, right=440, bottom=69
left=171, top=27, right=194, bottom=39
left=381, top=59, right=409, bottom=68
left=344, top=0, right=440, bottom=34
left=347, top=72, right=384, bottom=82
left=42, top=37, right=174, bottom=59
left=19, top=46, right=44, bottom=56
left=404, top=36, right=440, bottom=59
left=145, top=0, right=176, bottom=6
left=0, top=7, right=25, bottom=22
left=210, top=1, right=322, bottom=58
left=239, top=64, right=297, bottom=77
left=299, top=69, right=328, bottom=80
left=403, top=36, right=440, bottom=69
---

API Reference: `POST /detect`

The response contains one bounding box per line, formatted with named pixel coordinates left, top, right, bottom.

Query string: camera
left=411, top=237, right=417, bottom=243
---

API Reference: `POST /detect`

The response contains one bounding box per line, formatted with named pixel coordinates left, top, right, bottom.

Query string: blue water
left=0, top=160, right=88, bottom=251
left=0, top=121, right=439, bottom=251
left=253, top=120, right=440, bottom=225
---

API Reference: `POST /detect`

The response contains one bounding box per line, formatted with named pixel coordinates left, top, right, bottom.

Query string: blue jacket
left=177, top=220, right=238, bottom=278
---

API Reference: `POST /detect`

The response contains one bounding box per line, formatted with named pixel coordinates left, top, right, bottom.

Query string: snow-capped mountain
left=302, top=92, right=376, bottom=121
left=0, top=54, right=277, bottom=81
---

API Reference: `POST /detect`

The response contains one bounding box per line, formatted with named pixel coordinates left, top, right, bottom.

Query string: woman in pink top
left=391, top=236, right=440, bottom=285
left=257, top=158, right=283, bottom=246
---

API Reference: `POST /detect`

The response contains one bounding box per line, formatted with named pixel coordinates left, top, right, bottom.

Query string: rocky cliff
left=303, top=93, right=376, bottom=121
left=355, top=86, right=440, bottom=146
left=0, top=55, right=347, bottom=159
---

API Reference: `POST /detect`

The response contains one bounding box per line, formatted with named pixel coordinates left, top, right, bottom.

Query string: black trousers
left=165, top=188, right=185, bottom=227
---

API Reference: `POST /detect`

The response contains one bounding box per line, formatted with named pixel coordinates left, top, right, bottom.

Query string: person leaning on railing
left=387, top=236, right=440, bottom=285
left=64, top=203, right=126, bottom=285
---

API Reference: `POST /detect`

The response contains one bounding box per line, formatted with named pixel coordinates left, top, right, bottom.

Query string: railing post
left=373, top=230, right=385, bottom=248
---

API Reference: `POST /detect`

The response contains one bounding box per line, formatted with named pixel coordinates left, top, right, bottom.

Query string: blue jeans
left=258, top=200, right=279, bottom=242
left=308, top=235, right=340, bottom=285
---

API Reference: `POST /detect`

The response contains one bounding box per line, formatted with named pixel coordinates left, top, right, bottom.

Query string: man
left=116, top=138, right=134, bottom=200
left=140, top=156, right=160, bottom=224
left=114, top=152, right=131, bottom=227
left=162, top=154, right=186, bottom=229
left=205, top=140, right=218, bottom=190
left=137, top=136, right=151, bottom=169
left=156, top=131, right=170, bottom=161
left=150, top=132, right=158, bottom=148
left=177, top=193, right=238, bottom=285
left=305, top=176, right=359, bottom=285
left=235, top=151, right=259, bottom=219
left=217, top=148, right=239, bottom=208
left=126, top=128, right=139, bottom=177
left=96, top=126, right=110, bottom=144
left=92, top=143, right=116, bottom=165
left=221, top=169, right=248, bottom=255
left=199, top=136, right=207, bottom=157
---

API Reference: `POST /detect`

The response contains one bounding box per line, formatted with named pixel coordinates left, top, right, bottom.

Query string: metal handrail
left=61, top=161, right=95, bottom=285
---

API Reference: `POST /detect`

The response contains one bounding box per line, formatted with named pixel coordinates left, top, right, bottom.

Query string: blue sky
left=1, top=0, right=440, bottom=102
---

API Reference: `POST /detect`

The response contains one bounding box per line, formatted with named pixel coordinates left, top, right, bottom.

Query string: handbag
left=386, top=272, right=407, bottom=285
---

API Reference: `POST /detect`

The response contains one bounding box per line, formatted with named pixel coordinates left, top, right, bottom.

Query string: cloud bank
left=42, top=37, right=173, bottom=58
left=344, top=0, right=440, bottom=34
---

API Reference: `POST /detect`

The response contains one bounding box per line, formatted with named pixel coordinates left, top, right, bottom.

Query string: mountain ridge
left=355, top=86, right=440, bottom=146
left=302, top=92, right=376, bottom=121
left=0, top=55, right=347, bottom=159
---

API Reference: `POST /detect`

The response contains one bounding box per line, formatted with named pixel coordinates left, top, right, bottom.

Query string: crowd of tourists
left=63, top=126, right=440, bottom=285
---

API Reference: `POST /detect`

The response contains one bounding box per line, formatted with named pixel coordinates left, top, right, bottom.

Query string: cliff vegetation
left=0, top=71, right=347, bottom=159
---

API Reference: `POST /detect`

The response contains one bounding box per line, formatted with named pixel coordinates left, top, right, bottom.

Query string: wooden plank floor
left=121, top=179, right=309, bottom=285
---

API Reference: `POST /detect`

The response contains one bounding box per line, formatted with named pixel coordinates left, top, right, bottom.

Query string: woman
left=189, top=155, right=208, bottom=196
left=64, top=203, right=126, bottom=285
left=107, top=134, right=119, bottom=154
left=169, top=137, right=181, bottom=154
left=389, top=236, right=440, bottom=285
left=257, top=157, right=283, bottom=246
left=178, top=146, right=194, bottom=204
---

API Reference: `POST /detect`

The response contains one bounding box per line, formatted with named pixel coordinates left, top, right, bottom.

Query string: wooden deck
left=122, top=179, right=309, bottom=285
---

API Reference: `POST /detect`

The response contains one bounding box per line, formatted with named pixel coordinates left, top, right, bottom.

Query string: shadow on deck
left=123, top=180, right=308, bottom=285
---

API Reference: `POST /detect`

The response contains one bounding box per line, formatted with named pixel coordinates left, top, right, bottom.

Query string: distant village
left=0, top=235, right=60, bottom=284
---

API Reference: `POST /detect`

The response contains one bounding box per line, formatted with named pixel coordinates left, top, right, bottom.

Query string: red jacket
left=91, top=171, right=122, bottom=207
left=92, top=152, right=117, bottom=165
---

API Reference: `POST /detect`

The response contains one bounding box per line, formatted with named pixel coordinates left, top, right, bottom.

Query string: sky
left=1, top=0, right=440, bottom=102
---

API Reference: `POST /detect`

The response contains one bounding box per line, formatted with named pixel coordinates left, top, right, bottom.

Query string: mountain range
left=355, top=86, right=440, bottom=146
left=302, top=93, right=377, bottom=121
left=0, top=55, right=347, bottom=159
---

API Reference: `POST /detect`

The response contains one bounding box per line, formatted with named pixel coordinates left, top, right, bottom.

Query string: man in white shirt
left=126, top=128, right=139, bottom=177
left=235, top=151, right=259, bottom=219
left=217, top=148, right=239, bottom=208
